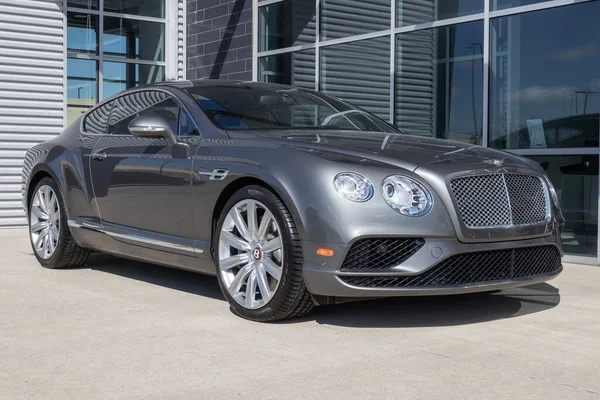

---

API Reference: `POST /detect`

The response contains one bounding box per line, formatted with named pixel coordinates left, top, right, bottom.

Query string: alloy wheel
left=29, top=185, right=60, bottom=260
left=218, top=199, right=283, bottom=309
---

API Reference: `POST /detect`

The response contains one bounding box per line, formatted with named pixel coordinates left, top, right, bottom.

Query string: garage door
left=0, top=0, right=65, bottom=226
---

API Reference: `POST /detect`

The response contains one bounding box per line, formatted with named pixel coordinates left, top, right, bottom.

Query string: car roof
left=152, top=79, right=299, bottom=92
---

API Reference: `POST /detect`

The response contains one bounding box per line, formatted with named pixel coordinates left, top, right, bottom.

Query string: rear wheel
left=214, top=185, right=313, bottom=322
left=28, top=177, right=89, bottom=268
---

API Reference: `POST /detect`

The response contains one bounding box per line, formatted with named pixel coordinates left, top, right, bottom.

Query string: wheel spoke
left=245, top=270, right=257, bottom=308
left=34, top=228, right=48, bottom=249
left=262, top=236, right=281, bottom=253
left=256, top=210, right=273, bottom=242
left=51, top=224, right=59, bottom=240
left=41, top=186, right=51, bottom=213
left=221, top=230, right=251, bottom=251
left=31, top=205, right=48, bottom=221
left=42, top=233, right=49, bottom=255
left=262, top=258, right=282, bottom=281
left=228, top=264, right=252, bottom=297
left=48, top=231, right=55, bottom=254
left=231, top=206, right=251, bottom=241
left=256, top=264, right=272, bottom=302
left=246, top=201, right=257, bottom=242
left=30, top=221, right=46, bottom=233
left=220, top=253, right=250, bottom=270
left=50, top=193, right=58, bottom=214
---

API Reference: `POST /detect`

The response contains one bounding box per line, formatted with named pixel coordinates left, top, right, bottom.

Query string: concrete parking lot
left=1, top=228, right=599, bottom=399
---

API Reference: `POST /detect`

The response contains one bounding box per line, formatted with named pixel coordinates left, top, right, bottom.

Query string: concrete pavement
left=1, top=228, right=599, bottom=399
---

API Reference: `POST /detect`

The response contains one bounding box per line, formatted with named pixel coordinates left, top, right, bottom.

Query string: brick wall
left=186, top=0, right=253, bottom=81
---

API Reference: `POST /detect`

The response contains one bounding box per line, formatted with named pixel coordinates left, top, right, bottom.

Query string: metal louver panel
left=321, top=36, right=390, bottom=119
left=321, top=0, right=391, bottom=40
left=0, top=0, right=64, bottom=226
left=291, top=50, right=315, bottom=89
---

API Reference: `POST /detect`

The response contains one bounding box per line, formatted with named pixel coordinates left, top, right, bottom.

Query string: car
left=22, top=80, right=564, bottom=322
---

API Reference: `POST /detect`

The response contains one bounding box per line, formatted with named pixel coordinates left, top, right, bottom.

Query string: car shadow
left=83, top=253, right=560, bottom=327
left=84, top=253, right=226, bottom=302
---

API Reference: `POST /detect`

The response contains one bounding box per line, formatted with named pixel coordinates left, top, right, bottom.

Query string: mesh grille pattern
left=339, top=245, right=561, bottom=288
left=450, top=174, right=548, bottom=228
left=340, top=238, right=425, bottom=270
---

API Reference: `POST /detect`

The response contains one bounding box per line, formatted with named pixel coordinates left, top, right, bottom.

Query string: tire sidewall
left=213, top=185, right=300, bottom=321
left=28, top=177, right=69, bottom=268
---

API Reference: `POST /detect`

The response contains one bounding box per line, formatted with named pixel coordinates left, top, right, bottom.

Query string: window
left=397, top=0, right=483, bottom=27
left=493, top=0, right=554, bottom=11
left=103, top=17, right=165, bottom=61
left=103, top=62, right=165, bottom=99
left=107, top=92, right=178, bottom=135
left=258, top=0, right=315, bottom=51
left=529, top=155, right=598, bottom=257
left=179, top=111, right=198, bottom=136
left=321, top=0, right=390, bottom=40
left=321, top=37, right=391, bottom=120
left=67, top=12, right=98, bottom=54
left=258, top=50, right=315, bottom=89
left=67, top=59, right=97, bottom=124
left=84, top=101, right=114, bottom=135
left=104, top=0, right=165, bottom=18
left=395, top=21, right=483, bottom=143
left=489, top=1, right=600, bottom=149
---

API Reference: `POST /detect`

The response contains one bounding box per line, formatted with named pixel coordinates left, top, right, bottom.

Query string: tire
left=213, top=185, right=314, bottom=322
left=28, top=177, right=90, bottom=269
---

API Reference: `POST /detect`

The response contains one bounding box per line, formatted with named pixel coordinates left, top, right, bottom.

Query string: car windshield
left=186, top=84, right=400, bottom=133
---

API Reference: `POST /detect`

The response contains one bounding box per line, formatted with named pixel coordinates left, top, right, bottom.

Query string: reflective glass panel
left=397, top=0, right=483, bottom=27
left=67, top=59, right=97, bottom=125
left=68, top=0, right=98, bottom=10
left=321, top=0, right=391, bottom=41
left=258, top=50, right=315, bottom=89
left=529, top=155, right=598, bottom=257
left=104, top=0, right=165, bottom=18
left=103, top=62, right=165, bottom=99
left=395, top=21, right=483, bottom=143
left=490, top=2, right=600, bottom=149
left=258, top=0, right=316, bottom=51
left=493, top=0, right=554, bottom=11
left=67, top=12, right=98, bottom=54
left=321, top=36, right=391, bottom=120
left=103, top=17, right=165, bottom=61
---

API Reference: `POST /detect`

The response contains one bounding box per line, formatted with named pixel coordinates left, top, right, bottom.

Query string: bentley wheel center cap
left=252, top=247, right=263, bottom=261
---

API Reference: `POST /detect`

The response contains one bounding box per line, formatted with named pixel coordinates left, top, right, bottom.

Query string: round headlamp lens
left=333, top=173, right=373, bottom=202
left=381, top=175, right=432, bottom=216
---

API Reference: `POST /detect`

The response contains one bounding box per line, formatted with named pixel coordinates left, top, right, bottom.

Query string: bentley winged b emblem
left=484, top=158, right=505, bottom=167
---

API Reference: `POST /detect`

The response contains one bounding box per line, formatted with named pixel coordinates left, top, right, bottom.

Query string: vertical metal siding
left=0, top=0, right=65, bottom=226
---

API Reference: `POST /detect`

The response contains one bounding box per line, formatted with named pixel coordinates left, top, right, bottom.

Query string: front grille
left=339, top=245, right=561, bottom=288
left=340, top=238, right=425, bottom=270
left=450, top=174, right=549, bottom=228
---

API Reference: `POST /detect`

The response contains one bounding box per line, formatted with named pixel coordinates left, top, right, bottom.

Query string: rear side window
left=84, top=101, right=113, bottom=134
left=107, top=91, right=179, bottom=135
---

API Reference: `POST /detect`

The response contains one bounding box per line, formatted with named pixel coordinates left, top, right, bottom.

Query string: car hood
left=228, top=130, right=532, bottom=172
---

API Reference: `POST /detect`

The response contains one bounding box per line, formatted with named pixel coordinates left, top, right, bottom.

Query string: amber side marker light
left=316, top=248, right=335, bottom=257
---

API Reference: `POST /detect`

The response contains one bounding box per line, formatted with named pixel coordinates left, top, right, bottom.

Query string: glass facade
left=256, top=0, right=600, bottom=260
left=66, top=1, right=166, bottom=124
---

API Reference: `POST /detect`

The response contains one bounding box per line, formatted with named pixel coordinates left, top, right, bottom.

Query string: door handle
left=92, top=151, right=107, bottom=161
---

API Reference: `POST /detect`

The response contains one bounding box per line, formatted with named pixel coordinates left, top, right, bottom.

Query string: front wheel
left=213, top=185, right=313, bottom=322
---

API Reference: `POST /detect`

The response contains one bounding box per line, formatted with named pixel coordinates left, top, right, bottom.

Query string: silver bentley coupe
left=22, top=80, right=563, bottom=321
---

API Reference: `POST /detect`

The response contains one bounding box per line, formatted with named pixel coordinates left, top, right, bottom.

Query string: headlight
left=381, top=175, right=432, bottom=216
left=546, top=178, right=560, bottom=207
left=333, top=172, right=373, bottom=202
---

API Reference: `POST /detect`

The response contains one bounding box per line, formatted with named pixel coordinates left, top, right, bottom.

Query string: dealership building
left=0, top=0, right=598, bottom=264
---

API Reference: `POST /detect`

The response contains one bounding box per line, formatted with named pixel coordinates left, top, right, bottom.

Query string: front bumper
left=301, top=232, right=562, bottom=298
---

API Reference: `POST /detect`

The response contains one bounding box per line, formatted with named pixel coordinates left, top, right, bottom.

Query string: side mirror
left=128, top=115, right=177, bottom=146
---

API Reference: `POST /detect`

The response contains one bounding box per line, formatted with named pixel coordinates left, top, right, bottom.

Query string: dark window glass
left=490, top=2, right=600, bottom=149
left=179, top=111, right=199, bottom=136
left=67, top=12, right=98, bottom=54
left=258, top=50, right=315, bottom=89
left=107, top=92, right=177, bottom=135
left=68, top=0, right=98, bottom=10
left=103, top=61, right=165, bottom=99
left=493, top=0, right=554, bottom=11
left=321, top=0, right=391, bottom=40
left=103, top=17, right=165, bottom=61
left=67, top=59, right=97, bottom=125
left=84, top=101, right=113, bottom=134
left=258, top=0, right=315, bottom=51
left=397, top=0, right=483, bottom=27
left=395, top=21, right=483, bottom=144
left=529, top=155, right=598, bottom=257
left=104, top=0, right=165, bottom=18
left=322, top=37, right=391, bottom=120
left=187, top=84, right=398, bottom=133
